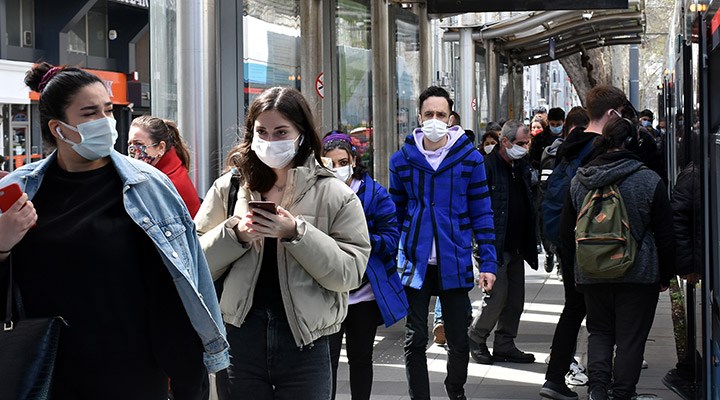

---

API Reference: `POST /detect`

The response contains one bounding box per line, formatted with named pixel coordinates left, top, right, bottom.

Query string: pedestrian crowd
left=0, top=61, right=693, bottom=400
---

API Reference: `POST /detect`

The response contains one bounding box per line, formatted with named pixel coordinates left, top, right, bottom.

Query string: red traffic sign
left=316, top=73, right=324, bottom=99
left=471, top=98, right=477, bottom=112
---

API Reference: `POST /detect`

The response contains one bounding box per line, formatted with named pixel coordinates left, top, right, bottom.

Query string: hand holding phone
left=0, top=183, right=37, bottom=253
left=0, top=183, right=22, bottom=213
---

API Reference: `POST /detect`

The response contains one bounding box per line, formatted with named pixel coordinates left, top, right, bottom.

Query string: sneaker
left=661, top=368, right=696, bottom=400
left=469, top=340, right=494, bottom=364
left=588, top=387, right=609, bottom=400
left=545, top=253, right=555, bottom=273
left=540, top=381, right=579, bottom=400
left=493, top=347, right=535, bottom=363
left=642, top=359, right=648, bottom=369
left=545, top=354, right=551, bottom=364
left=565, top=361, right=588, bottom=386
left=432, top=323, right=446, bottom=345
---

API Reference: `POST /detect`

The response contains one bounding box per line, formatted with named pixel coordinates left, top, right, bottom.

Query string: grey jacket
left=195, top=157, right=371, bottom=347
left=568, top=151, right=674, bottom=286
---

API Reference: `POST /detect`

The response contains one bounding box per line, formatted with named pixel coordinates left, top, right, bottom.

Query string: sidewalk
left=334, top=261, right=682, bottom=399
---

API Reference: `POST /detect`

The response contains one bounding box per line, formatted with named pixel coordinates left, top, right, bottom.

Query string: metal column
left=371, top=0, right=394, bottom=187
left=629, top=44, right=640, bottom=108
left=486, top=40, right=499, bottom=124
left=177, top=0, right=217, bottom=194
left=301, top=0, right=325, bottom=132
left=458, top=27, right=476, bottom=132
left=418, top=5, right=432, bottom=90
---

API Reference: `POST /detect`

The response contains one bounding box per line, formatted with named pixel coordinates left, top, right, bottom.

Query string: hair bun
left=25, top=62, right=56, bottom=92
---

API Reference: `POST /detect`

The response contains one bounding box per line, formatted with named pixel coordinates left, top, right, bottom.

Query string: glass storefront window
left=243, top=1, right=301, bottom=106
left=68, top=16, right=88, bottom=54
left=150, top=0, right=178, bottom=121
left=395, top=7, right=420, bottom=146
left=88, top=2, right=109, bottom=57
left=337, top=0, right=372, bottom=175
left=5, top=0, right=33, bottom=48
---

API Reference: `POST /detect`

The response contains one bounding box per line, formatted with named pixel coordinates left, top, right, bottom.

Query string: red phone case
left=0, top=183, right=22, bottom=213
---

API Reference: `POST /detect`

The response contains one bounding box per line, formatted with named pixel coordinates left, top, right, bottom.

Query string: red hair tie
left=37, top=66, right=63, bottom=92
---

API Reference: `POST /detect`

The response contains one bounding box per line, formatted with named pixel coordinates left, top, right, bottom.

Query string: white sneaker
left=545, top=354, right=551, bottom=364
left=642, top=359, right=649, bottom=369
left=565, top=361, right=588, bottom=386
left=571, top=360, right=585, bottom=372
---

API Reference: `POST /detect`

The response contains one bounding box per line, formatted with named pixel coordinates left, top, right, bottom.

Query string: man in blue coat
left=389, top=86, right=498, bottom=400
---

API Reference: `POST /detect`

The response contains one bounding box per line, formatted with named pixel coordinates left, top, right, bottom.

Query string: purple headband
left=37, top=66, right=63, bottom=92
left=322, top=133, right=352, bottom=146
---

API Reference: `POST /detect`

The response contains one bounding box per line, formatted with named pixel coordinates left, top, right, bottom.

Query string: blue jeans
left=405, top=265, right=470, bottom=400
left=219, top=309, right=332, bottom=400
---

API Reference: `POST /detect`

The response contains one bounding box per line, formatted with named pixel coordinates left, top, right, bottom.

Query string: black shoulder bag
left=213, top=174, right=242, bottom=301
left=0, top=254, right=66, bottom=400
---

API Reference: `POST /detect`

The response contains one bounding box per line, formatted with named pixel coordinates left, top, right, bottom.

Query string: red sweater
left=155, top=147, right=201, bottom=218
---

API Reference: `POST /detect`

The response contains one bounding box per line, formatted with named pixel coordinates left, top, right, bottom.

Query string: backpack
left=541, top=139, right=595, bottom=246
left=538, top=138, right=564, bottom=194
left=574, top=181, right=637, bottom=279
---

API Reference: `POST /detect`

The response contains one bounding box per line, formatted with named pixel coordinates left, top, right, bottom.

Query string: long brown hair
left=226, top=87, right=323, bottom=193
left=131, top=115, right=191, bottom=169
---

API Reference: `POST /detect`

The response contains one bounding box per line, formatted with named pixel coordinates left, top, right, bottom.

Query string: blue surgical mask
left=549, top=125, right=563, bottom=135
left=57, top=117, right=118, bottom=161
left=641, top=120, right=652, bottom=128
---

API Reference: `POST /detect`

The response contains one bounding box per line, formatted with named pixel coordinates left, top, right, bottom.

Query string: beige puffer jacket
left=195, top=157, right=370, bottom=347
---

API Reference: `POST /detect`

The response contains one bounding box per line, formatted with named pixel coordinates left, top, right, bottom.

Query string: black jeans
left=218, top=308, right=332, bottom=400
left=545, top=250, right=586, bottom=384
left=329, top=300, right=382, bottom=400
left=405, top=265, right=471, bottom=400
left=583, top=286, right=659, bottom=400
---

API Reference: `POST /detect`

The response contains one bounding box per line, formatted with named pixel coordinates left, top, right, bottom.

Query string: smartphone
left=248, top=200, right=277, bottom=214
left=0, top=183, right=22, bottom=213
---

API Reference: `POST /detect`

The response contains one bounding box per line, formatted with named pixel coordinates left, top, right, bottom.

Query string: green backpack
left=575, top=182, right=638, bottom=279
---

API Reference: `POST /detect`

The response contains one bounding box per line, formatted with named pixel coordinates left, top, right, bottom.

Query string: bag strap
left=227, top=173, right=241, bottom=219
left=4, top=255, right=12, bottom=331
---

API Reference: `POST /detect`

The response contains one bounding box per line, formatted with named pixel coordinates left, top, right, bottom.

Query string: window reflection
left=396, top=8, right=420, bottom=148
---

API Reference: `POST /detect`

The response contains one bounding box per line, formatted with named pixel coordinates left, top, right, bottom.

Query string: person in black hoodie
left=541, top=85, right=633, bottom=400
left=562, top=117, right=675, bottom=400
left=662, top=162, right=703, bottom=400
left=529, top=107, right=566, bottom=170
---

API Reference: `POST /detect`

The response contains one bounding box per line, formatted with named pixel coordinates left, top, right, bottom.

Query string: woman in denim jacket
left=0, top=62, right=227, bottom=399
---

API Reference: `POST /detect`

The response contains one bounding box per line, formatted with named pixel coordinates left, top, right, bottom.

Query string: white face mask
left=506, top=144, right=528, bottom=160
left=251, top=135, right=303, bottom=169
left=483, top=144, right=495, bottom=154
left=57, top=117, right=118, bottom=161
left=332, top=165, right=353, bottom=183
left=420, top=119, right=448, bottom=143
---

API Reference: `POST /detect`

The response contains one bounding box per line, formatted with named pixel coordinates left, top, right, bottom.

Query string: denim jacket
left=0, top=151, right=230, bottom=373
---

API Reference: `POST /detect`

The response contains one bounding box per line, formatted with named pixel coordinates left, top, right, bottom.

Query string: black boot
left=469, top=339, right=494, bottom=364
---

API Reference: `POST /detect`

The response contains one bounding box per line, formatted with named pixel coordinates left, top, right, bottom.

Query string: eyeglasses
left=128, top=143, right=158, bottom=153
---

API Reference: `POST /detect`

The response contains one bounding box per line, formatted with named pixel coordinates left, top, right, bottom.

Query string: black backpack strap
left=227, top=174, right=241, bottom=219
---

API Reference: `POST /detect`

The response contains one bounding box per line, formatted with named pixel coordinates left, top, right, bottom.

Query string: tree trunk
left=559, top=47, right=611, bottom=106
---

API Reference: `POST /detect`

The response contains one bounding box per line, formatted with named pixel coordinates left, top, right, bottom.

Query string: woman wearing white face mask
left=0, top=63, right=227, bottom=398
left=321, top=132, right=407, bottom=400
left=195, top=87, right=371, bottom=400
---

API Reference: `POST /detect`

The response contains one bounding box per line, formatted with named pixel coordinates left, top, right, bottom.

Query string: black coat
left=671, top=162, right=703, bottom=276
left=483, top=148, right=538, bottom=269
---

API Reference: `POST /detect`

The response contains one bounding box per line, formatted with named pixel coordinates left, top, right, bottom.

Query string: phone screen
left=248, top=201, right=277, bottom=214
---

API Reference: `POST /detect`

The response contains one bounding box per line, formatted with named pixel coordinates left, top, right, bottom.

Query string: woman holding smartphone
left=0, top=62, right=228, bottom=399
left=195, top=87, right=371, bottom=400
left=322, top=132, right=407, bottom=400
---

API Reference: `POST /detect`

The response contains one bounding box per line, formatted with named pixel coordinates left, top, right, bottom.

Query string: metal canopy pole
left=458, top=27, right=476, bottom=132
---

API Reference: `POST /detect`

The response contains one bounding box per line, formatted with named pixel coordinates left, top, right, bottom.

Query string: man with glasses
left=468, top=120, right=538, bottom=366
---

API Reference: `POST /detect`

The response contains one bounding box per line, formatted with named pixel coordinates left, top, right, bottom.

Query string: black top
left=4, top=159, right=206, bottom=399
left=504, top=160, right=529, bottom=252
left=251, top=237, right=284, bottom=313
